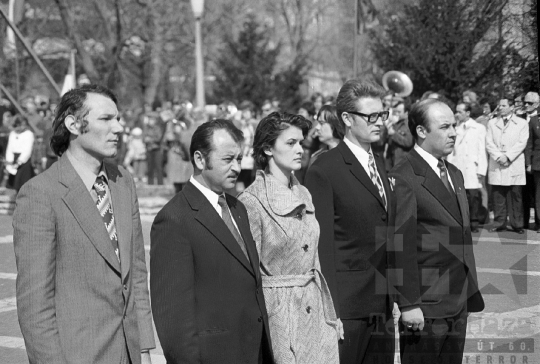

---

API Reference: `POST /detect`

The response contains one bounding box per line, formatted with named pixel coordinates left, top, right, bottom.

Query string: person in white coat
left=447, top=103, right=487, bottom=232
left=486, top=97, right=529, bottom=233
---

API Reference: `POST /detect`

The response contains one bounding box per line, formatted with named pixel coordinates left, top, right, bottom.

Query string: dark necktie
left=218, top=195, right=249, bottom=261
left=368, top=153, right=387, bottom=210
left=93, top=175, right=120, bottom=261
left=437, top=159, right=454, bottom=195
left=503, top=118, right=508, bottom=126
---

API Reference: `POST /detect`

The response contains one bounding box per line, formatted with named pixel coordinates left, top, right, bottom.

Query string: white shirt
left=190, top=175, right=240, bottom=230
left=6, top=129, right=34, bottom=164
left=414, top=144, right=455, bottom=191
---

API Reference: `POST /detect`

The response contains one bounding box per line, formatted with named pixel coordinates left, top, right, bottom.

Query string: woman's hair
left=12, top=114, right=29, bottom=129
left=253, top=112, right=312, bottom=170
left=317, top=105, right=345, bottom=140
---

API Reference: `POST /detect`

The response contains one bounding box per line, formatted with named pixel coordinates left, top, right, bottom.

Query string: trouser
left=340, top=314, right=395, bottom=364
left=491, top=184, right=524, bottom=229
left=523, top=172, right=538, bottom=228
left=146, top=149, right=163, bottom=185
left=400, top=309, right=468, bottom=364
left=466, top=189, right=482, bottom=229
left=534, top=171, right=540, bottom=229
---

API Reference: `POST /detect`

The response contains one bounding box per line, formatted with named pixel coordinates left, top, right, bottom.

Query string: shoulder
left=20, top=164, right=59, bottom=194
left=513, top=115, right=528, bottom=125
left=390, top=154, right=413, bottom=176
left=238, top=177, right=266, bottom=210
left=308, top=147, right=343, bottom=172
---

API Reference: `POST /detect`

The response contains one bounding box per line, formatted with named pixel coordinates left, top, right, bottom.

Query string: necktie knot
left=218, top=194, right=227, bottom=208
left=437, top=159, right=446, bottom=172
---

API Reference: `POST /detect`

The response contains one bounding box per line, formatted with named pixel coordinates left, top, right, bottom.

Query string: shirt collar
left=414, top=143, right=440, bottom=172
left=189, top=175, right=222, bottom=209
left=344, top=137, right=372, bottom=162
left=66, top=150, right=108, bottom=192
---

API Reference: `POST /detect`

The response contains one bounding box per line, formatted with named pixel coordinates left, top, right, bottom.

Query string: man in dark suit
left=305, top=79, right=396, bottom=364
left=524, top=92, right=539, bottom=230
left=525, top=104, right=540, bottom=232
left=390, top=99, right=484, bottom=364
left=13, top=85, right=155, bottom=364
left=150, top=119, right=273, bottom=364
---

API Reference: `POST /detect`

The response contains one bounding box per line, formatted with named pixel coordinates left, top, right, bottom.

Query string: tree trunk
left=144, top=0, right=164, bottom=105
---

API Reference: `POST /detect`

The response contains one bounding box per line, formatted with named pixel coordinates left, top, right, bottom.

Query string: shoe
left=514, top=228, right=525, bottom=234
left=489, top=226, right=507, bottom=232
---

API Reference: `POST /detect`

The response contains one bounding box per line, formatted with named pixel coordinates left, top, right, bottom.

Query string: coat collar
left=248, top=170, right=314, bottom=216
left=183, top=181, right=255, bottom=277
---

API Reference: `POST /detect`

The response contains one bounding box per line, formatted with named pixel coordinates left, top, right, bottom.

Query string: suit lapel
left=106, top=164, right=132, bottom=281
left=185, top=183, right=255, bottom=277
left=446, top=164, right=469, bottom=226
left=338, top=142, right=386, bottom=209
left=409, top=149, right=463, bottom=224
left=59, top=155, right=121, bottom=274
left=227, top=196, right=259, bottom=279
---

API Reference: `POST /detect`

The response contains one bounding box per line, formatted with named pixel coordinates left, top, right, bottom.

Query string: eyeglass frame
left=524, top=101, right=537, bottom=106
left=345, top=110, right=390, bottom=124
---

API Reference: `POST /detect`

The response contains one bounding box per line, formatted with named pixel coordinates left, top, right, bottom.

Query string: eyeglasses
left=524, top=101, right=536, bottom=106
left=345, top=110, right=390, bottom=123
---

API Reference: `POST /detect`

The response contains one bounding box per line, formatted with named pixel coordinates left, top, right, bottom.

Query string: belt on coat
left=262, top=268, right=340, bottom=336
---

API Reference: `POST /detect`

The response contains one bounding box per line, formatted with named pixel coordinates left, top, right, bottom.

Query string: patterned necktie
left=437, top=159, right=455, bottom=195
left=93, top=175, right=120, bottom=261
left=368, top=153, right=387, bottom=210
left=217, top=195, right=250, bottom=261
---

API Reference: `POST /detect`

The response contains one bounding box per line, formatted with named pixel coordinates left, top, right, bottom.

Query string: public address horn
left=382, top=71, right=413, bottom=97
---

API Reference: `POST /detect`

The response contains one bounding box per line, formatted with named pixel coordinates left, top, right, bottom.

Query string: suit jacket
left=389, top=148, right=484, bottom=318
left=13, top=153, right=155, bottom=364
left=486, top=114, right=529, bottom=185
left=150, top=181, right=274, bottom=364
left=304, top=141, right=394, bottom=319
left=447, top=118, right=487, bottom=189
left=525, top=114, right=540, bottom=171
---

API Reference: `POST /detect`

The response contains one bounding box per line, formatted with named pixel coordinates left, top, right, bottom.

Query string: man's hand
left=141, top=351, right=152, bottom=364
left=401, top=306, right=424, bottom=331
left=392, top=302, right=401, bottom=325
left=497, top=155, right=509, bottom=166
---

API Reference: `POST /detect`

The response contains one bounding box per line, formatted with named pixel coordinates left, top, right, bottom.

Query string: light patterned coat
left=239, top=171, right=339, bottom=364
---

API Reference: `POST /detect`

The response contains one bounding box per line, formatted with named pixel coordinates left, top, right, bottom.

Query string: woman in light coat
left=239, top=112, right=342, bottom=364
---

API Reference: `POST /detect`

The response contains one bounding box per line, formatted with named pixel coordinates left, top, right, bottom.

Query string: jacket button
left=306, top=306, right=312, bottom=313
left=123, top=284, right=128, bottom=290
left=381, top=213, right=387, bottom=221
left=258, top=317, right=263, bottom=322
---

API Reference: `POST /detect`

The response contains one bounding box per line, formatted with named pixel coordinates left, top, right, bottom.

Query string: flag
left=61, top=50, right=77, bottom=96
left=5, top=0, right=25, bottom=55
left=357, top=0, right=379, bottom=35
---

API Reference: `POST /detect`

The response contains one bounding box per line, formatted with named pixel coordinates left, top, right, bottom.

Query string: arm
left=485, top=122, right=503, bottom=160
left=304, top=164, right=339, bottom=316
left=13, top=182, right=68, bottom=363
left=476, top=126, right=488, bottom=176
left=129, top=175, right=156, bottom=352
left=16, top=131, right=35, bottom=164
left=505, top=121, right=529, bottom=162
left=150, top=210, right=200, bottom=364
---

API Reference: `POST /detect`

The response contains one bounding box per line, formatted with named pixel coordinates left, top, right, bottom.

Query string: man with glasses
left=305, top=79, right=396, bottom=364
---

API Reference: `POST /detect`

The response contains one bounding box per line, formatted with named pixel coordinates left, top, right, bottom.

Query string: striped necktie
left=368, top=153, right=387, bottom=210
left=93, top=175, right=120, bottom=261
left=218, top=195, right=250, bottom=261
left=437, top=159, right=455, bottom=195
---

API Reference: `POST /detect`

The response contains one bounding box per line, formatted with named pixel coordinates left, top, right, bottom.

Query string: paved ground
left=0, top=213, right=538, bottom=363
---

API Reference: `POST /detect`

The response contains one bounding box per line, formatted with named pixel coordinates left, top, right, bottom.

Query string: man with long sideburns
left=150, top=119, right=274, bottom=364
left=390, top=99, right=484, bottom=364
left=305, top=79, right=397, bottom=364
left=13, top=85, right=155, bottom=364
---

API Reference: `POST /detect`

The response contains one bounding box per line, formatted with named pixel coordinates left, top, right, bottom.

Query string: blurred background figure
left=386, top=100, right=414, bottom=169
left=123, top=127, right=147, bottom=182
left=144, top=112, right=165, bottom=185
left=5, top=115, right=35, bottom=193
left=310, top=105, right=344, bottom=167
left=236, top=101, right=256, bottom=192
left=165, top=122, right=192, bottom=193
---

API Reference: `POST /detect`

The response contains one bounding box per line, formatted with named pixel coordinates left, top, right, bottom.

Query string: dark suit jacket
left=305, top=141, right=394, bottom=319
left=525, top=114, right=540, bottom=171
left=150, top=181, right=274, bottom=364
left=389, top=148, right=484, bottom=318
left=13, top=153, right=155, bottom=364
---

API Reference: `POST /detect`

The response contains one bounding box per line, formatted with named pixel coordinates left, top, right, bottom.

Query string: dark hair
left=190, top=119, right=244, bottom=168
left=12, top=114, right=29, bottom=129
left=253, top=112, right=312, bottom=170
left=408, top=99, right=448, bottom=141
left=299, top=101, right=316, bottom=117
left=501, top=96, right=514, bottom=106
left=470, top=105, right=484, bottom=119
left=50, top=84, right=118, bottom=156
left=317, top=105, right=345, bottom=140
left=457, top=102, right=472, bottom=113
left=336, top=79, right=386, bottom=123
left=394, top=100, right=411, bottom=114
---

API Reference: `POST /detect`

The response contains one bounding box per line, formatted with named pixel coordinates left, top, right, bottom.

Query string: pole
left=0, top=81, right=27, bottom=117
left=194, top=17, right=205, bottom=108
left=70, top=49, right=76, bottom=84
left=353, top=0, right=359, bottom=78
left=0, top=6, right=62, bottom=95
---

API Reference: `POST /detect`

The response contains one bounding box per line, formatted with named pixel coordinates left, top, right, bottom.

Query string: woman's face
left=267, top=125, right=304, bottom=173
left=316, top=118, right=334, bottom=145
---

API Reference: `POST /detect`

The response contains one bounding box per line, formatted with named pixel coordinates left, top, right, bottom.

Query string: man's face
left=462, top=95, right=471, bottom=104
left=71, top=93, right=122, bottom=161
left=514, top=97, right=523, bottom=109
left=419, top=103, right=456, bottom=159
left=523, top=92, right=539, bottom=114
left=455, top=104, right=469, bottom=123
left=392, top=103, right=406, bottom=120
left=198, top=129, right=242, bottom=194
left=24, top=101, right=37, bottom=114
left=382, top=95, right=393, bottom=109
left=498, top=99, right=512, bottom=117
left=483, top=103, right=491, bottom=115
left=343, top=97, right=384, bottom=145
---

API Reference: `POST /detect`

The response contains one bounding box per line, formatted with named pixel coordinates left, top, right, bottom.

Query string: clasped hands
left=400, top=305, right=425, bottom=331
left=496, top=155, right=510, bottom=167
